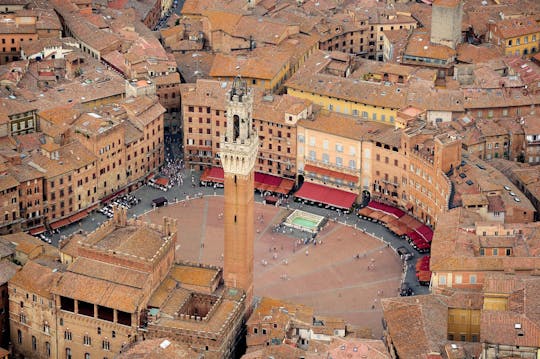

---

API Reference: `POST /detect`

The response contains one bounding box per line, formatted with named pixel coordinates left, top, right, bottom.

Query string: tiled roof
left=493, top=16, right=540, bottom=39
left=209, top=49, right=291, bottom=80
left=68, top=257, right=150, bottom=289
left=456, top=43, right=503, bottom=64
left=53, top=270, right=144, bottom=313
left=8, top=163, right=44, bottom=182
left=481, top=310, right=540, bottom=347
left=27, top=140, right=97, bottom=178
left=10, top=260, right=60, bottom=298
left=116, top=338, right=196, bottom=358
left=155, top=290, right=245, bottom=334
left=202, top=9, right=243, bottom=34
left=326, top=337, right=390, bottom=359
left=84, top=225, right=166, bottom=263
left=430, top=207, right=540, bottom=272
left=433, top=0, right=461, bottom=7
left=287, top=51, right=409, bottom=109
left=233, top=15, right=294, bottom=46
left=123, top=96, right=165, bottom=130
left=0, top=174, right=18, bottom=191
left=404, top=30, right=456, bottom=61
left=0, top=260, right=19, bottom=285
left=254, top=94, right=311, bottom=125
left=0, top=238, right=15, bottom=260
left=298, top=110, right=399, bottom=145
left=249, top=296, right=314, bottom=327
left=124, top=120, right=143, bottom=145
left=487, top=195, right=505, bottom=213
left=147, top=277, right=178, bottom=308
left=381, top=295, right=447, bottom=358
left=522, top=114, right=540, bottom=135
left=169, top=264, right=219, bottom=288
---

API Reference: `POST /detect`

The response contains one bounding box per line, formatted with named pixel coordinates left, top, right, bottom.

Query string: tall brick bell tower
left=220, top=77, right=259, bottom=305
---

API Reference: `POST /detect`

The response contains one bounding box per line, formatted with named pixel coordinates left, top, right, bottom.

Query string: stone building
left=9, top=260, right=62, bottom=359
left=430, top=0, right=463, bottom=50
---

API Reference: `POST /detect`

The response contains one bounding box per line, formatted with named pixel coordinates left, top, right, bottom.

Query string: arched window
left=233, top=115, right=240, bottom=140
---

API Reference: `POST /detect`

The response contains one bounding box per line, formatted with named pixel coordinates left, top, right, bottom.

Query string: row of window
left=11, top=119, right=34, bottom=131
left=479, top=247, right=512, bottom=256
left=2, top=37, right=31, bottom=44
left=507, top=34, right=537, bottom=46
left=307, top=150, right=357, bottom=169
left=438, top=273, right=477, bottom=286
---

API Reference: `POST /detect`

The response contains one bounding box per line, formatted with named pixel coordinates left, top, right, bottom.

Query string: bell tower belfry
left=220, top=77, right=259, bottom=305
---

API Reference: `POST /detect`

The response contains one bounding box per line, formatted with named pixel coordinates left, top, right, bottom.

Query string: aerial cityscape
left=0, top=0, right=540, bottom=358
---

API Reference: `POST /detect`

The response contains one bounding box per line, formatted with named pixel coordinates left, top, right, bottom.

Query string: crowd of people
left=160, top=157, right=185, bottom=187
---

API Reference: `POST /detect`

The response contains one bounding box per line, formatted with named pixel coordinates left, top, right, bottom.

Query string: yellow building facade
left=489, top=17, right=540, bottom=57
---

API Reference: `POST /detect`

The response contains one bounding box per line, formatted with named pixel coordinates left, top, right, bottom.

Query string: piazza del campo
left=1, top=0, right=540, bottom=358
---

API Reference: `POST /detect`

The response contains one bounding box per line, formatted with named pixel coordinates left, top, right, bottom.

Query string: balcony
left=305, top=158, right=361, bottom=176
left=381, top=179, right=399, bottom=188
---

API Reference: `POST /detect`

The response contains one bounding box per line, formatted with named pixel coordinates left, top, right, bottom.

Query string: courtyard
left=140, top=195, right=403, bottom=338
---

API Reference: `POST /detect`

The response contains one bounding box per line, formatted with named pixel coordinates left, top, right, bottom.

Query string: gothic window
left=233, top=115, right=240, bottom=140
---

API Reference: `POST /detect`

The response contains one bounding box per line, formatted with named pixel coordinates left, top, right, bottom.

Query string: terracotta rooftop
left=325, top=337, right=390, bottom=359
left=68, top=257, right=150, bottom=289
left=169, top=264, right=219, bottom=288
left=7, top=162, right=44, bottom=183
left=0, top=260, right=18, bottom=285
left=82, top=225, right=167, bottom=263
left=481, top=310, right=540, bottom=347
left=249, top=296, right=314, bottom=327
left=433, top=0, right=461, bottom=7
left=287, top=50, right=409, bottom=109
left=456, top=43, right=503, bottom=64
left=298, top=110, right=400, bottom=146
left=122, top=96, right=165, bottom=130
left=493, top=16, right=540, bottom=39
left=153, top=287, right=245, bottom=335
left=10, top=260, right=61, bottom=299
left=430, top=207, right=540, bottom=272
left=209, top=49, right=292, bottom=80
left=404, top=30, right=456, bottom=61
left=53, top=270, right=144, bottom=313
left=381, top=295, right=447, bottom=358
left=116, top=338, right=197, bottom=358
left=26, top=141, right=97, bottom=179
left=522, top=114, right=540, bottom=135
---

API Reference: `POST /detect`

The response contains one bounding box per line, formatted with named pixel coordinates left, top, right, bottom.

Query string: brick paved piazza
left=140, top=196, right=402, bottom=337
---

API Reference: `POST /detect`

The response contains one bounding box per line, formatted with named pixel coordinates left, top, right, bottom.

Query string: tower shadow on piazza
left=138, top=77, right=402, bottom=356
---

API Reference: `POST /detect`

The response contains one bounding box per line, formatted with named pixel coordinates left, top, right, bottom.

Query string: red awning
left=100, top=189, right=126, bottom=204
left=367, top=201, right=406, bottom=218
left=415, top=224, right=433, bottom=242
left=29, top=226, right=46, bottom=235
left=274, top=179, right=295, bottom=195
left=50, top=218, right=71, bottom=230
left=295, top=182, right=357, bottom=209
left=68, top=210, right=89, bottom=224
left=416, top=256, right=431, bottom=272
left=416, top=270, right=432, bottom=282
left=207, top=167, right=224, bottom=183
left=304, top=164, right=358, bottom=183
left=201, top=167, right=294, bottom=194
left=155, top=177, right=169, bottom=187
